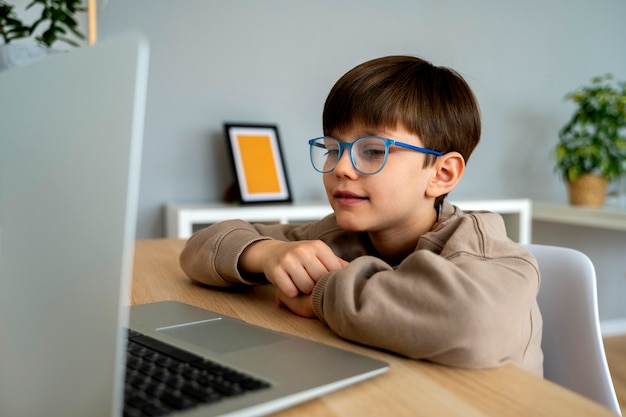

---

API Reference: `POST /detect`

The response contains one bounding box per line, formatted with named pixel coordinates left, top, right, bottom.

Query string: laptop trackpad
left=158, top=319, right=287, bottom=354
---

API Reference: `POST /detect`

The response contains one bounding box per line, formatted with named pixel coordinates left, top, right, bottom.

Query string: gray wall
left=98, top=0, right=626, bottom=239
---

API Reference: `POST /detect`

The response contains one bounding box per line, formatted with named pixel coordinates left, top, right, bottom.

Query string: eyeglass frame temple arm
left=391, top=141, right=444, bottom=156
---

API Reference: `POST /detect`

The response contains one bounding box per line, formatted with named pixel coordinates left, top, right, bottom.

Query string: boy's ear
left=425, top=152, right=465, bottom=198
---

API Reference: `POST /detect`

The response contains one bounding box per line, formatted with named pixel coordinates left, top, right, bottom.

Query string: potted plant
left=0, top=0, right=86, bottom=69
left=554, top=73, right=626, bottom=207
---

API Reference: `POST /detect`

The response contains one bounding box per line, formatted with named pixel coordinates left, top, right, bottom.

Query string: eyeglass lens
left=310, top=137, right=388, bottom=174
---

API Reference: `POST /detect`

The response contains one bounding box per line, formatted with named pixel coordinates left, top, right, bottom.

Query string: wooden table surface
left=131, top=239, right=617, bottom=417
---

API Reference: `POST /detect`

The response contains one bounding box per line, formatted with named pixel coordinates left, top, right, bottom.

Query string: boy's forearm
left=238, top=239, right=275, bottom=274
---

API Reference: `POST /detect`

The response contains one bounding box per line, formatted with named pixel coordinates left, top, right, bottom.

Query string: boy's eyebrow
left=335, top=130, right=389, bottom=141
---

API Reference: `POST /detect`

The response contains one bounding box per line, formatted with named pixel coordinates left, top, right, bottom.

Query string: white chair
left=523, top=243, right=621, bottom=415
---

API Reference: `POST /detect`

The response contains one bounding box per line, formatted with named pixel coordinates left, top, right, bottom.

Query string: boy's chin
left=334, top=214, right=369, bottom=232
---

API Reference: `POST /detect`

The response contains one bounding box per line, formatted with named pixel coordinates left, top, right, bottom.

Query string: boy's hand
left=240, top=240, right=347, bottom=298
left=275, top=288, right=316, bottom=318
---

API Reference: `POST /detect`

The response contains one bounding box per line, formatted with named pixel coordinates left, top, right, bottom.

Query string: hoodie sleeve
left=179, top=215, right=362, bottom=287
left=179, top=220, right=271, bottom=286
left=311, top=212, right=542, bottom=374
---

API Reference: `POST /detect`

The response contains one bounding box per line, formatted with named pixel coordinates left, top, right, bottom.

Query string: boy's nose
left=333, top=149, right=358, bottom=177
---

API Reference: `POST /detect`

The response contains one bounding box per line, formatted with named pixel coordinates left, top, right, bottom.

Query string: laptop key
left=124, top=394, right=169, bottom=417
left=181, top=384, right=222, bottom=403
left=160, top=391, right=197, bottom=411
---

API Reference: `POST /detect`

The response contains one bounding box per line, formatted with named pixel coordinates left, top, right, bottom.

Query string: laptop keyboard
left=124, top=330, right=271, bottom=417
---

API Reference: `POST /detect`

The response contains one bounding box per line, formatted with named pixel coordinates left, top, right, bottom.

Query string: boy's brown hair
left=323, top=55, right=481, bottom=167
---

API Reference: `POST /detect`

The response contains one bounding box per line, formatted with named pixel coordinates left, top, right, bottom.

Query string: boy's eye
left=358, top=144, right=386, bottom=159
left=323, top=143, right=340, bottom=157
left=362, top=148, right=385, bottom=156
left=325, top=148, right=339, bottom=158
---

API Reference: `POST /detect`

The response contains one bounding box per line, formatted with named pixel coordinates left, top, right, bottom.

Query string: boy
left=180, top=56, right=543, bottom=376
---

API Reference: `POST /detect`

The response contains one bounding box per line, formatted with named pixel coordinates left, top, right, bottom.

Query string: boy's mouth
left=334, top=191, right=368, bottom=203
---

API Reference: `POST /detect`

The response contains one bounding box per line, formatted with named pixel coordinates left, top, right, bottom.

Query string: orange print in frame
left=224, top=123, right=291, bottom=203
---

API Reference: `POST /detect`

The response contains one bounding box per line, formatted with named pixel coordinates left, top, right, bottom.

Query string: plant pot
left=567, top=174, right=608, bottom=207
left=0, top=44, right=57, bottom=71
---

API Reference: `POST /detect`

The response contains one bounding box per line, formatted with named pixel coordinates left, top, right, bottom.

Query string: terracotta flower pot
left=567, top=174, right=608, bottom=207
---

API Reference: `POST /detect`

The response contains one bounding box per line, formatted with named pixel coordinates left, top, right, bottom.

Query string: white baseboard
left=601, top=318, right=626, bottom=337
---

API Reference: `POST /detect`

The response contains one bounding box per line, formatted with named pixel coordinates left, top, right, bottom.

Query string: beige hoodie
left=180, top=201, right=543, bottom=377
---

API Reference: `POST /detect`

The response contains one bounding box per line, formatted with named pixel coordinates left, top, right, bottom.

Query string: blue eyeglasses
left=308, top=136, right=443, bottom=175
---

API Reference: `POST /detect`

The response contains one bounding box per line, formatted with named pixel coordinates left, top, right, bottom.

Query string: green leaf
left=555, top=73, right=626, bottom=181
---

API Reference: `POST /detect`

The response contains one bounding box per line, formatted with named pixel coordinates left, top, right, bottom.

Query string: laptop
left=0, top=32, right=388, bottom=417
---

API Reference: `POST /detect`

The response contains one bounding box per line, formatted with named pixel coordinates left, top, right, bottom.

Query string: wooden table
left=132, top=239, right=617, bottom=417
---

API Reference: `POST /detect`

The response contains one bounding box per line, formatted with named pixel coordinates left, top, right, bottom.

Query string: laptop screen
left=0, top=32, right=149, bottom=417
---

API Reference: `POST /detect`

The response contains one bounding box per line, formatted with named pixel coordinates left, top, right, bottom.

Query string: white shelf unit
left=531, top=202, right=626, bottom=336
left=165, top=202, right=333, bottom=239
left=165, top=199, right=532, bottom=243
left=533, top=202, right=626, bottom=231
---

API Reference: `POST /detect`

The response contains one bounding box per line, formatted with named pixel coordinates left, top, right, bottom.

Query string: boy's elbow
left=179, top=247, right=213, bottom=286
left=429, top=313, right=528, bottom=369
left=179, top=258, right=205, bottom=285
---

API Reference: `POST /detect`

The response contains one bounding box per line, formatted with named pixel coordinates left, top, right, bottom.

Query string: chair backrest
left=522, top=243, right=621, bottom=415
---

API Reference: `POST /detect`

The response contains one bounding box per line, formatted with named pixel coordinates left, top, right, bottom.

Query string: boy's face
left=323, top=125, right=439, bottom=238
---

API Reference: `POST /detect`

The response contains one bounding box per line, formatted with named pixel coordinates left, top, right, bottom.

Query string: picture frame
left=224, top=123, right=292, bottom=204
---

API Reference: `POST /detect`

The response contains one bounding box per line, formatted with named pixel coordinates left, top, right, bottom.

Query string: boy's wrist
left=238, top=238, right=273, bottom=274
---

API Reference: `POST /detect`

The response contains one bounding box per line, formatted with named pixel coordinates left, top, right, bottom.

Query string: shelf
left=165, top=199, right=532, bottom=243
left=166, top=201, right=333, bottom=239
left=532, top=202, right=626, bottom=231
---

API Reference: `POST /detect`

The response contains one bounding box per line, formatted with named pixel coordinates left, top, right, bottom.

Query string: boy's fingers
left=272, top=272, right=299, bottom=298
left=275, top=290, right=286, bottom=307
